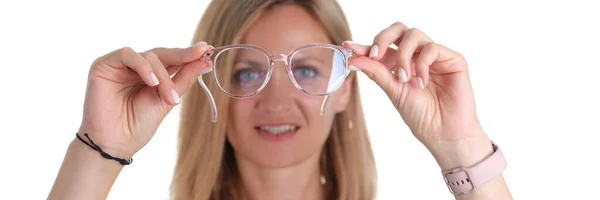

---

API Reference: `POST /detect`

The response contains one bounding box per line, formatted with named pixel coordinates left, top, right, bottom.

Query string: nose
left=255, top=57, right=297, bottom=113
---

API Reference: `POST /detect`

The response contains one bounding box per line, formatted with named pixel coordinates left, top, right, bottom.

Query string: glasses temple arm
left=320, top=95, right=329, bottom=116
left=198, top=74, right=218, bottom=123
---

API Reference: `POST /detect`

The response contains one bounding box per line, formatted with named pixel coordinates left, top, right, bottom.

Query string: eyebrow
left=291, top=57, right=326, bottom=65
left=233, top=59, right=266, bottom=69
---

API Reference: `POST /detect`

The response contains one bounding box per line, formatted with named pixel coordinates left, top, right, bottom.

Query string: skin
left=226, top=5, right=351, bottom=200
left=47, top=4, right=511, bottom=200
left=345, top=17, right=513, bottom=200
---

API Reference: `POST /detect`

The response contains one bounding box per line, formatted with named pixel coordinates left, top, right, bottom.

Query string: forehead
left=241, top=4, right=331, bottom=54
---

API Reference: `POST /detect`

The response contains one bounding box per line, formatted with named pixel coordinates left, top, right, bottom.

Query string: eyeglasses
left=197, top=43, right=357, bottom=123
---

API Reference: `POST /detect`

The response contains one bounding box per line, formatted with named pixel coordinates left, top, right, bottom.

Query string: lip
left=255, top=122, right=301, bottom=127
left=254, top=122, right=300, bottom=142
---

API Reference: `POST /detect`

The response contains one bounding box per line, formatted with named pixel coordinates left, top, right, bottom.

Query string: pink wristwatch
left=442, top=141, right=506, bottom=194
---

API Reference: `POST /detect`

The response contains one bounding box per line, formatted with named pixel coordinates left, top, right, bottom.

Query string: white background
left=1, top=0, right=599, bottom=199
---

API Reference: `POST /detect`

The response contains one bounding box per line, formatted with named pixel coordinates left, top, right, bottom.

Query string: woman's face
left=226, top=4, right=352, bottom=168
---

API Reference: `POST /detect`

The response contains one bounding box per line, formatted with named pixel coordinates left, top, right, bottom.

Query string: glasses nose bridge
left=270, top=54, right=289, bottom=66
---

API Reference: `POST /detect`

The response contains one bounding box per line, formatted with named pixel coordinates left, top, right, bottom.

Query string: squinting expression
left=226, top=5, right=352, bottom=168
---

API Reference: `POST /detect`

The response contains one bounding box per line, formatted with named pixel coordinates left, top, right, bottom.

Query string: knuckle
left=149, top=47, right=164, bottom=52
left=408, top=28, right=423, bottom=36
left=373, top=32, right=386, bottom=44
left=376, top=26, right=397, bottom=41
left=425, top=42, right=437, bottom=51
left=91, top=56, right=103, bottom=67
left=373, top=33, right=385, bottom=43
left=374, top=30, right=394, bottom=44
left=141, top=51, right=157, bottom=60
left=147, top=47, right=167, bottom=56
left=390, top=21, right=407, bottom=28
left=116, top=47, right=137, bottom=62
left=91, top=47, right=123, bottom=68
left=374, top=22, right=409, bottom=44
left=409, top=27, right=421, bottom=32
left=118, top=47, right=134, bottom=56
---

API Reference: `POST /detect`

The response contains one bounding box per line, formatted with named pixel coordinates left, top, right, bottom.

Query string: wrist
left=429, top=133, right=494, bottom=171
left=77, top=125, right=136, bottom=159
left=69, top=137, right=128, bottom=169
left=48, top=138, right=124, bottom=199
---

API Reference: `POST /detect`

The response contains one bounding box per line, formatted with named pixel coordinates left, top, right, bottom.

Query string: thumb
left=171, top=59, right=212, bottom=98
left=170, top=45, right=214, bottom=100
left=349, top=56, right=399, bottom=97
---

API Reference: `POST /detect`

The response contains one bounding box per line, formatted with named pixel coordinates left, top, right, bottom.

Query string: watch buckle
left=443, top=168, right=475, bottom=195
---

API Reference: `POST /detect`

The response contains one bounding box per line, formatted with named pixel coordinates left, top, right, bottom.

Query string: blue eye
left=233, top=69, right=261, bottom=83
left=293, top=66, right=319, bottom=79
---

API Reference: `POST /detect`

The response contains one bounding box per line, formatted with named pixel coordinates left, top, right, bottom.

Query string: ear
left=333, top=75, right=354, bottom=113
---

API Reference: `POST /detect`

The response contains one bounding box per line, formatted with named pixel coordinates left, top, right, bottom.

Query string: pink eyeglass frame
left=197, top=43, right=358, bottom=123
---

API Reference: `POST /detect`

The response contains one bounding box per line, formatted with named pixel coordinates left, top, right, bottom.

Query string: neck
left=235, top=151, right=325, bottom=200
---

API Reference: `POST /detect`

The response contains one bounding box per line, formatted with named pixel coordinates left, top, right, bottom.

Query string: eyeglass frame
left=197, top=43, right=358, bottom=123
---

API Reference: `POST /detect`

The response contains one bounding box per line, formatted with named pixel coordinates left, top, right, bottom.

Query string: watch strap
left=442, top=141, right=506, bottom=194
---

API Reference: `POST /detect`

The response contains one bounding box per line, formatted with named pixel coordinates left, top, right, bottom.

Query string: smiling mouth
left=254, top=124, right=300, bottom=141
left=255, top=125, right=299, bottom=135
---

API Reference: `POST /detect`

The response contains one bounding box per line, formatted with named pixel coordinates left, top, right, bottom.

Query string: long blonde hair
left=172, top=1, right=376, bottom=199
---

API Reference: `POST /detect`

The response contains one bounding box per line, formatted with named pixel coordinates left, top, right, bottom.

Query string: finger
left=415, top=42, right=439, bottom=89
left=348, top=56, right=399, bottom=96
left=428, top=43, right=466, bottom=75
left=103, top=47, right=158, bottom=87
left=148, top=41, right=208, bottom=66
left=396, top=28, right=433, bottom=82
left=172, top=60, right=211, bottom=97
left=142, top=52, right=179, bottom=105
left=166, top=65, right=183, bottom=76
left=369, top=22, right=410, bottom=60
left=342, top=41, right=371, bottom=55
left=172, top=46, right=214, bottom=97
left=342, top=41, right=398, bottom=69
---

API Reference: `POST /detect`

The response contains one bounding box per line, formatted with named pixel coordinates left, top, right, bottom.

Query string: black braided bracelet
left=76, top=133, right=133, bottom=165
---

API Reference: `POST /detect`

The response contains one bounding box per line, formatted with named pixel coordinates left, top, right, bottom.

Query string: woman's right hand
left=77, top=42, right=213, bottom=159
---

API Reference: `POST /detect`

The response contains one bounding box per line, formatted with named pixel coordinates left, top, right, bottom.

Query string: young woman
left=49, top=0, right=512, bottom=199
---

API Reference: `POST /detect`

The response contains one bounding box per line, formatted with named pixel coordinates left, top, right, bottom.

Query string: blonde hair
left=171, top=0, right=376, bottom=199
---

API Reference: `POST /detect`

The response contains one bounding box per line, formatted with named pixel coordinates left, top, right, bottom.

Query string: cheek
left=300, top=97, right=335, bottom=156
left=298, top=97, right=326, bottom=121
left=299, top=96, right=336, bottom=135
left=227, top=99, right=254, bottom=146
left=320, top=92, right=344, bottom=117
left=229, top=99, right=254, bottom=121
left=305, top=92, right=344, bottom=137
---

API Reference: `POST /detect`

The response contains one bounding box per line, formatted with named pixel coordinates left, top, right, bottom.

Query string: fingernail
left=399, top=67, right=408, bottom=83
left=418, top=76, right=424, bottom=89
left=348, top=65, right=361, bottom=72
left=199, top=67, right=213, bottom=75
left=171, top=89, right=181, bottom=104
left=369, top=44, right=379, bottom=58
left=150, top=72, right=160, bottom=86
left=193, top=41, right=207, bottom=47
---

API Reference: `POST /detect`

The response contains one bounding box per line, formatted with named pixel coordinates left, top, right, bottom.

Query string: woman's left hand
left=345, top=22, right=494, bottom=169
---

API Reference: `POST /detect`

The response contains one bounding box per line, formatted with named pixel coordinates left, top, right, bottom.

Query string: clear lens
left=214, top=47, right=270, bottom=97
left=289, top=47, right=346, bottom=95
